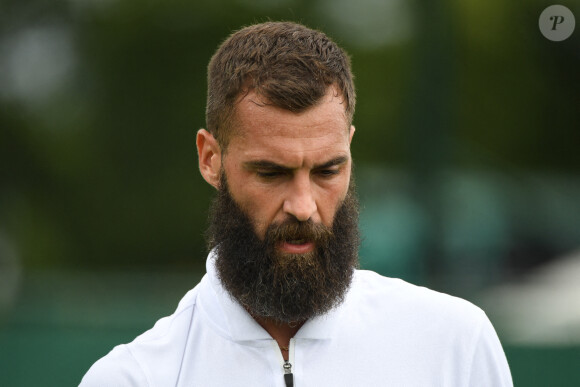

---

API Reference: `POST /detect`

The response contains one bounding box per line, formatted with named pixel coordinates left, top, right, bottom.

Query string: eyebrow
left=243, top=156, right=349, bottom=172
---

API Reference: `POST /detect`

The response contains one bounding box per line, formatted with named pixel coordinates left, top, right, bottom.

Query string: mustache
left=264, top=219, right=334, bottom=245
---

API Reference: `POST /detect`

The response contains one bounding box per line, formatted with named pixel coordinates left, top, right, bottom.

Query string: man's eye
left=316, top=169, right=340, bottom=177
left=257, top=171, right=284, bottom=179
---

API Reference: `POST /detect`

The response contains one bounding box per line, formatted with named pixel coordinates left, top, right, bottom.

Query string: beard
left=206, top=173, right=360, bottom=324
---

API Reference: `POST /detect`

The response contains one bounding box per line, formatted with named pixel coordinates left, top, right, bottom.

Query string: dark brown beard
left=206, top=173, right=360, bottom=324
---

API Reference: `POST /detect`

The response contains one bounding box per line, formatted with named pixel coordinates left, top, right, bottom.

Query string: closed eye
left=315, top=168, right=340, bottom=177
left=256, top=170, right=287, bottom=179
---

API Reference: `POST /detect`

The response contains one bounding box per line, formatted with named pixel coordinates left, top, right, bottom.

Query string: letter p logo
left=540, top=5, right=576, bottom=41
left=550, top=15, right=566, bottom=30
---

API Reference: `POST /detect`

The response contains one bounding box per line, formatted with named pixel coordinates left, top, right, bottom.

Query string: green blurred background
left=1, top=0, right=579, bottom=385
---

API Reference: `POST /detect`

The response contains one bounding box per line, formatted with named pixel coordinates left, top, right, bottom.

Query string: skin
left=197, top=86, right=355, bottom=358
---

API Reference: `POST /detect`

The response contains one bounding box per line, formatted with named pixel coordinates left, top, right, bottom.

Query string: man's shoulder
left=132, top=284, right=200, bottom=343
left=79, top=344, right=149, bottom=386
left=350, top=269, right=486, bottom=326
left=336, top=270, right=512, bottom=386
left=79, top=280, right=205, bottom=386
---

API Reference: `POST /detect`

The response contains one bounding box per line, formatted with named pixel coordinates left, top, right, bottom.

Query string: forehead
left=226, top=89, right=351, bottom=163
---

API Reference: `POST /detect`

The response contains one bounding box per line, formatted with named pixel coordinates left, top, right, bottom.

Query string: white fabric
left=80, top=252, right=513, bottom=386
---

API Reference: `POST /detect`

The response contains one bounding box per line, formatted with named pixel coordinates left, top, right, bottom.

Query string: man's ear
left=349, top=125, right=355, bottom=144
left=196, top=129, right=222, bottom=189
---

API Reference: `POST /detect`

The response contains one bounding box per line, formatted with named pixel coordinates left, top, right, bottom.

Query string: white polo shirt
left=80, top=252, right=513, bottom=386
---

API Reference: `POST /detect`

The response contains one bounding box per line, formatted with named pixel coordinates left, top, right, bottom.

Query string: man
left=80, top=21, right=512, bottom=386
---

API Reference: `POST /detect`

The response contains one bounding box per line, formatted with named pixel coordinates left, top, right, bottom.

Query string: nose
left=283, top=173, right=317, bottom=222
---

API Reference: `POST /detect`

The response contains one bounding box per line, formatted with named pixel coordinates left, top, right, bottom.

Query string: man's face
left=202, top=87, right=360, bottom=323
left=222, top=87, right=355, bottom=244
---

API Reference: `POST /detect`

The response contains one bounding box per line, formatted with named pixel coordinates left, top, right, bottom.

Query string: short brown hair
left=205, top=21, right=356, bottom=148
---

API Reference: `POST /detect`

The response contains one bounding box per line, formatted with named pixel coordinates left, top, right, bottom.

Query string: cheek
left=317, top=179, right=351, bottom=226
left=235, top=186, right=282, bottom=236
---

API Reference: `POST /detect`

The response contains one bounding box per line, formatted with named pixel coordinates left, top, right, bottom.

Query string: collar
left=197, top=250, right=345, bottom=343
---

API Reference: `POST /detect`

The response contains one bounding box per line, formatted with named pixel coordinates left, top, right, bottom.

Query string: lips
left=278, top=240, right=315, bottom=254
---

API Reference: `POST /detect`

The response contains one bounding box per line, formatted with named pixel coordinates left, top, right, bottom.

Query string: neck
left=252, top=315, right=305, bottom=360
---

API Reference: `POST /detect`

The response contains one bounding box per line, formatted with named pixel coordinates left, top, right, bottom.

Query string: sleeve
left=79, top=345, right=149, bottom=387
left=468, top=314, right=513, bottom=387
